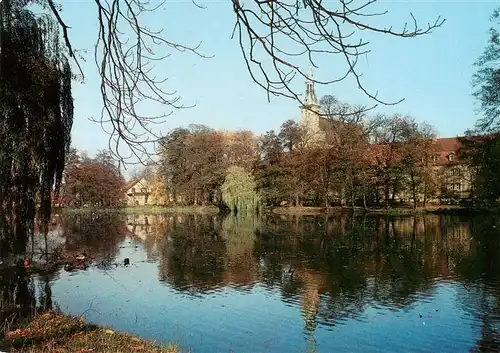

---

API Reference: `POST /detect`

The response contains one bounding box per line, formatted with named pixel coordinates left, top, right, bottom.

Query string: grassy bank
left=271, top=205, right=477, bottom=216
left=61, top=205, right=220, bottom=215
left=3, top=311, right=177, bottom=353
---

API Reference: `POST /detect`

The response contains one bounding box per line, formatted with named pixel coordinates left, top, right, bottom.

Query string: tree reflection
left=0, top=265, right=55, bottom=338
left=451, top=215, right=500, bottom=352
left=157, top=214, right=227, bottom=293
left=60, top=212, right=127, bottom=266
left=2, top=210, right=497, bottom=352
left=151, top=212, right=480, bottom=342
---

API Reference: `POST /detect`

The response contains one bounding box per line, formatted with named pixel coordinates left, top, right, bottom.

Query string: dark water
left=2, top=212, right=500, bottom=353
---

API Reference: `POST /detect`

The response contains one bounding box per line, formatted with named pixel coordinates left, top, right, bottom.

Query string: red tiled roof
left=434, top=137, right=462, bottom=166
left=368, top=136, right=474, bottom=167
left=436, top=137, right=461, bottom=152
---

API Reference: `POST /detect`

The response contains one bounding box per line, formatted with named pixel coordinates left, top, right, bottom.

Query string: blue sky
left=60, top=0, right=497, bottom=169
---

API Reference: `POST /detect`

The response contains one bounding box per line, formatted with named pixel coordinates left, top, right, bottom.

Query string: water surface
left=3, top=212, right=500, bottom=353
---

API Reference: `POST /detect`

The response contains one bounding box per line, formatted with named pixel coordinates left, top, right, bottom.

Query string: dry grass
left=4, top=312, right=177, bottom=353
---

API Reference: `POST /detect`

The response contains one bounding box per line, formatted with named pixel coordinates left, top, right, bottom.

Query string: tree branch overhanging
left=232, top=0, right=444, bottom=107
left=45, top=0, right=443, bottom=165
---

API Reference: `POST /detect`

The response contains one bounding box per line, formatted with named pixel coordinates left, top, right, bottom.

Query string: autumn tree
left=158, top=125, right=251, bottom=205
left=316, top=96, right=376, bottom=208
left=62, top=151, right=125, bottom=207
left=222, top=130, right=259, bottom=171
left=371, top=115, right=410, bottom=205
left=254, top=130, right=287, bottom=206
left=158, top=127, right=191, bottom=204
left=150, top=173, right=169, bottom=206
left=278, top=120, right=311, bottom=206
left=399, top=121, right=439, bottom=208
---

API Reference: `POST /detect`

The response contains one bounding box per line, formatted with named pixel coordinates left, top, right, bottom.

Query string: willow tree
left=221, top=166, right=260, bottom=215
left=0, top=0, right=73, bottom=255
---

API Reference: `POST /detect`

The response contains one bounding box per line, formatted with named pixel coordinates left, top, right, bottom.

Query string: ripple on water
left=34, top=213, right=500, bottom=353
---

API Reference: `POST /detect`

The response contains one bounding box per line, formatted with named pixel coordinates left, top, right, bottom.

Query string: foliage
left=156, top=96, right=475, bottom=210
left=158, top=126, right=258, bottom=205
left=466, top=8, right=500, bottom=207
left=399, top=120, right=439, bottom=208
left=61, top=150, right=124, bottom=207
left=460, top=134, right=500, bottom=207
left=0, top=0, right=73, bottom=254
left=472, top=8, right=500, bottom=133
left=150, top=174, right=169, bottom=206
left=221, top=166, right=260, bottom=215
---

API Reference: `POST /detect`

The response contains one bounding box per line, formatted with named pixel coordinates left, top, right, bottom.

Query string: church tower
left=300, top=67, right=323, bottom=145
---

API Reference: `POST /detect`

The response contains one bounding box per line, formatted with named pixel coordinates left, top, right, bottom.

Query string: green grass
left=4, top=311, right=178, bottom=353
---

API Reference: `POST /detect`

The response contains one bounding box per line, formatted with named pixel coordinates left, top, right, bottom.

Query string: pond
left=2, top=212, right=500, bottom=353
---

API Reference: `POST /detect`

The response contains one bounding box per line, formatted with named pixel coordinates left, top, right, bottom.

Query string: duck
left=75, top=252, right=88, bottom=262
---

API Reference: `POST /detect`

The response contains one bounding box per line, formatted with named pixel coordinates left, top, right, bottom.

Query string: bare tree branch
left=232, top=0, right=444, bottom=106
left=44, top=0, right=443, bottom=166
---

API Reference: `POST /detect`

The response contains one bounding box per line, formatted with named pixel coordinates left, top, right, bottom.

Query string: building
left=432, top=137, right=474, bottom=201
left=124, top=177, right=154, bottom=206
left=300, top=67, right=325, bottom=146
left=298, top=68, right=473, bottom=203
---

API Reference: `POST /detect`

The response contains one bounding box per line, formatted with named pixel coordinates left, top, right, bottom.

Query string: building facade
left=124, top=177, right=154, bottom=206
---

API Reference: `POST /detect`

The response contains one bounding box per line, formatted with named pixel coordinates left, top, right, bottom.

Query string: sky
left=58, top=0, right=498, bottom=176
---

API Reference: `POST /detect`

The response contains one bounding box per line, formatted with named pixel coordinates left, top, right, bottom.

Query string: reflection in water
left=2, top=212, right=500, bottom=352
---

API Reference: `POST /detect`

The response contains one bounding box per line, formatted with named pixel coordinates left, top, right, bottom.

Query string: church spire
left=304, top=65, right=318, bottom=106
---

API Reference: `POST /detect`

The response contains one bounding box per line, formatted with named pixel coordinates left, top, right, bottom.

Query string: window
left=432, top=155, right=439, bottom=162
left=447, top=168, right=461, bottom=176
left=448, top=153, right=455, bottom=161
left=455, top=183, right=461, bottom=191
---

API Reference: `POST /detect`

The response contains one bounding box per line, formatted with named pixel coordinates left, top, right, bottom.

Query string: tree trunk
left=410, top=172, right=417, bottom=209
left=423, top=185, right=427, bottom=208
left=384, top=181, right=390, bottom=206
left=350, top=175, right=355, bottom=210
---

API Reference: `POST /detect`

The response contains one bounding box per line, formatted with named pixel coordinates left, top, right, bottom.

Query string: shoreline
left=58, top=204, right=491, bottom=217
left=2, top=311, right=177, bottom=353
left=270, top=205, right=487, bottom=216
left=60, top=205, right=220, bottom=215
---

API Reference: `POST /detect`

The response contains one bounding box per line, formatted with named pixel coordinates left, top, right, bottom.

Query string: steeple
left=304, top=65, right=319, bottom=107
left=299, top=65, right=324, bottom=146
